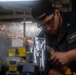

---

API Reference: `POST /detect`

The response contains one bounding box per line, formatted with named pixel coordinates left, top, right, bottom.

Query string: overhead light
left=21, top=21, right=32, bottom=23
left=25, top=21, right=32, bottom=23
left=0, top=0, right=39, bottom=2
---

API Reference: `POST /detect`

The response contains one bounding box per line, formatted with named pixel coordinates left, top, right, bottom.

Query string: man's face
left=39, top=10, right=61, bottom=35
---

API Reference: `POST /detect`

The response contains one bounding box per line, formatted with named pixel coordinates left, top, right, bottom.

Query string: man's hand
left=73, top=72, right=76, bottom=75
left=48, top=69, right=76, bottom=75
left=50, top=52, right=70, bottom=66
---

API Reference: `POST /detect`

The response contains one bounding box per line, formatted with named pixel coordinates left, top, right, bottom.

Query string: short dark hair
left=32, top=0, right=55, bottom=21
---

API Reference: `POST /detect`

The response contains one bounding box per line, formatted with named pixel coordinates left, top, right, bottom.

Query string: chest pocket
left=67, top=32, right=76, bottom=44
left=66, top=26, right=76, bottom=50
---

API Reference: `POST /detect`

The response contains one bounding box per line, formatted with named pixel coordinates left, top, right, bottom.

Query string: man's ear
left=55, top=9, right=60, bottom=16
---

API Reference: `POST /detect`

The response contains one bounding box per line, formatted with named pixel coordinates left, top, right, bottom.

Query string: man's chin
left=47, top=31, right=57, bottom=35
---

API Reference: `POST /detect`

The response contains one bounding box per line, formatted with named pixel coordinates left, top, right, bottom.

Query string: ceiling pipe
left=0, top=14, right=33, bottom=20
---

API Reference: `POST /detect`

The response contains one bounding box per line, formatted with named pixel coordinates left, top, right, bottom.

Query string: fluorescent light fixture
left=0, top=0, right=38, bottom=2
left=21, top=21, right=32, bottom=23
left=25, top=21, right=32, bottom=23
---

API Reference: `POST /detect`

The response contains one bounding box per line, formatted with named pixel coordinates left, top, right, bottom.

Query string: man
left=32, top=0, right=76, bottom=75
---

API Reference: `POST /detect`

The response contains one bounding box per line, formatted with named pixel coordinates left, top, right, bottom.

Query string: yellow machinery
left=6, top=47, right=26, bottom=75
left=18, top=47, right=26, bottom=57
left=6, top=57, right=21, bottom=75
left=8, top=47, right=26, bottom=57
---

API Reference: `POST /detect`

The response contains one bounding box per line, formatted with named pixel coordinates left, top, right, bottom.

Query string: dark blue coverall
left=38, top=11, right=76, bottom=74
